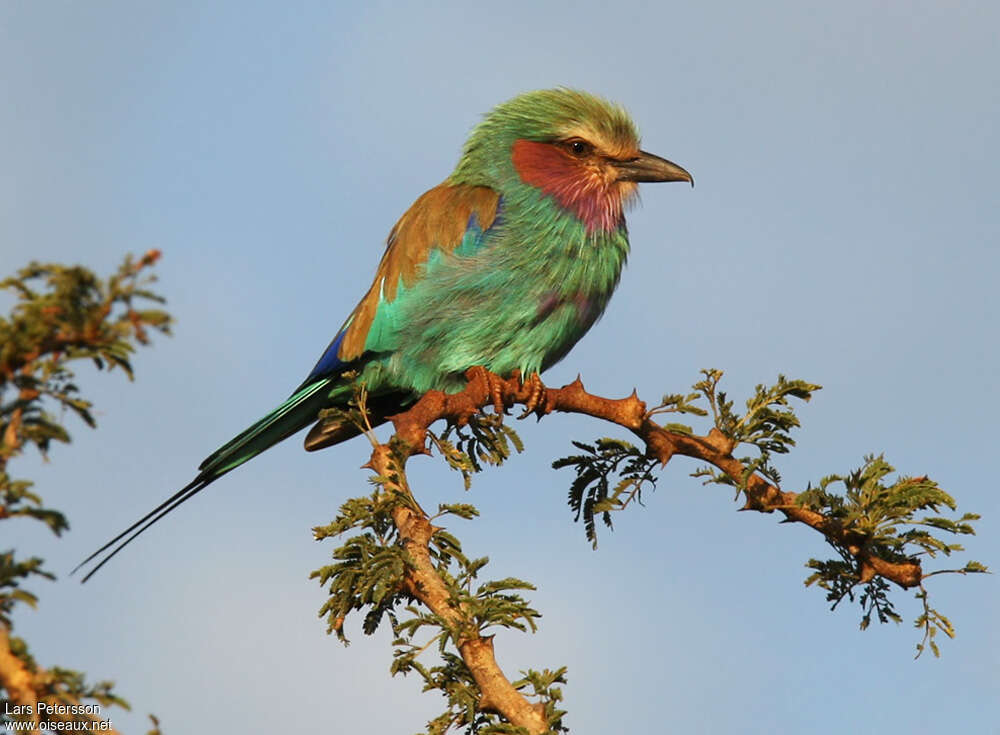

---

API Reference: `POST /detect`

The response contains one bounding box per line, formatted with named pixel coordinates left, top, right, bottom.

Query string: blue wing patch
left=302, top=192, right=503, bottom=386
left=305, top=328, right=348, bottom=382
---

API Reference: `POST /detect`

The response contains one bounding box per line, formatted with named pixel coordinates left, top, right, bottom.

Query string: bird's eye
left=566, top=139, right=592, bottom=157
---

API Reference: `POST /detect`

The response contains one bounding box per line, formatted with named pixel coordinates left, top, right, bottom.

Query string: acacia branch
left=389, top=370, right=922, bottom=590
left=369, top=444, right=549, bottom=733
left=0, top=626, right=125, bottom=734
left=365, top=368, right=929, bottom=731
left=0, top=624, right=40, bottom=727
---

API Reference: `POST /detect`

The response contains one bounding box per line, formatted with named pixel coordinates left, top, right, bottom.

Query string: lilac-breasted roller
left=77, top=88, right=692, bottom=580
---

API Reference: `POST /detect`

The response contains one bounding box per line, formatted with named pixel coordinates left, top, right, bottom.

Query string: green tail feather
left=198, top=377, right=334, bottom=477
left=74, top=376, right=340, bottom=582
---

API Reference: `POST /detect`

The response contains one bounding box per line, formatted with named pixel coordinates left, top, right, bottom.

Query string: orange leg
left=465, top=366, right=508, bottom=416
left=513, top=371, right=551, bottom=419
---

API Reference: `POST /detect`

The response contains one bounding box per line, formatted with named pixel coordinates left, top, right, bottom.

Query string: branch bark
left=366, top=368, right=923, bottom=733
left=0, top=625, right=124, bottom=734
left=370, top=444, right=549, bottom=733
left=0, top=624, right=40, bottom=728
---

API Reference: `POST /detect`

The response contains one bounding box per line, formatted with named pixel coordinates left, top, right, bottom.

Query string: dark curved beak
left=612, top=150, right=693, bottom=186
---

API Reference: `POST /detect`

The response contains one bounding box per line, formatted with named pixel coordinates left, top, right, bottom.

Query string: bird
left=75, top=88, right=692, bottom=581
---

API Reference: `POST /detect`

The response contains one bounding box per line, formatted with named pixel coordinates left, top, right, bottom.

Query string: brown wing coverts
left=338, top=184, right=500, bottom=361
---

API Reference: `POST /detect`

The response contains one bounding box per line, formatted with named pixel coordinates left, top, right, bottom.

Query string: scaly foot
left=514, top=371, right=551, bottom=419
left=465, top=366, right=507, bottom=416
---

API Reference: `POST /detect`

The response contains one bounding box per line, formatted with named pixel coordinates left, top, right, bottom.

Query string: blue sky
left=3, top=1, right=998, bottom=733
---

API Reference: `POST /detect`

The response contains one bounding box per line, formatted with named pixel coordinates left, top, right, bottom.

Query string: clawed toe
left=466, top=366, right=508, bottom=416
left=464, top=368, right=552, bottom=420
left=517, top=372, right=550, bottom=419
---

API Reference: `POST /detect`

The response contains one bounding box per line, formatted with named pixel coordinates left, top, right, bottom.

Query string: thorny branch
left=369, top=444, right=550, bottom=733
left=365, top=368, right=925, bottom=733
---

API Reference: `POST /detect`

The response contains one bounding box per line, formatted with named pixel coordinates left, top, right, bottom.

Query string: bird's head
left=451, top=88, right=692, bottom=232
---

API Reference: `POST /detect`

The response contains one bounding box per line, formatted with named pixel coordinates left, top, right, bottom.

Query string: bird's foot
left=465, top=366, right=508, bottom=417
left=513, top=371, right=552, bottom=419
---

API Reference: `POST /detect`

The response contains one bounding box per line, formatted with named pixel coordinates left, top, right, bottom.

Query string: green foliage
left=554, top=370, right=985, bottom=657
left=1, top=252, right=171, bottom=614
left=553, top=439, right=659, bottom=548
left=690, top=369, right=819, bottom=489
left=0, top=476, right=68, bottom=536
left=802, top=554, right=903, bottom=631
left=0, top=253, right=171, bottom=730
left=0, top=253, right=171, bottom=451
left=393, top=654, right=567, bottom=735
left=511, top=668, right=568, bottom=734
left=313, top=478, right=543, bottom=640
left=644, top=389, right=708, bottom=435
left=313, top=426, right=565, bottom=734
left=798, top=455, right=981, bottom=563
left=914, top=587, right=957, bottom=659
left=1, top=634, right=130, bottom=729
left=312, top=488, right=410, bottom=642
left=390, top=567, right=553, bottom=735
left=799, top=454, right=987, bottom=656
left=554, top=371, right=817, bottom=546
left=0, top=551, right=55, bottom=625
left=431, top=414, right=524, bottom=490
left=39, top=666, right=131, bottom=717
